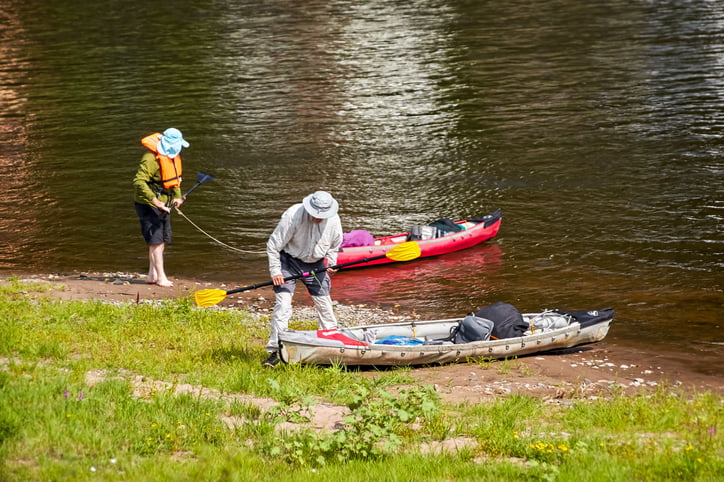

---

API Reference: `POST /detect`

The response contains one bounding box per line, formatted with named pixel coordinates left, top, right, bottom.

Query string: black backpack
left=429, top=218, right=463, bottom=236
left=553, top=308, right=614, bottom=328
left=475, top=302, right=529, bottom=339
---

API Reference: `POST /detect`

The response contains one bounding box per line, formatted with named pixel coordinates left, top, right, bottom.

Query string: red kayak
left=337, top=209, right=502, bottom=269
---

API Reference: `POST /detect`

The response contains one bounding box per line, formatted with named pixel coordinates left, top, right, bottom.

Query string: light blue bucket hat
left=157, top=128, right=189, bottom=158
left=302, top=191, right=338, bottom=219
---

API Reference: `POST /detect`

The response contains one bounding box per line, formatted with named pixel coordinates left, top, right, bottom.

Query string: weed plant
left=0, top=279, right=721, bottom=481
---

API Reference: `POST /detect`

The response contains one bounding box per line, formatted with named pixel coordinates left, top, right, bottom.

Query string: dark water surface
left=1, top=1, right=722, bottom=375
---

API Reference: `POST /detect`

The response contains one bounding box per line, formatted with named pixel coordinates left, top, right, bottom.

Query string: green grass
left=0, top=279, right=722, bottom=481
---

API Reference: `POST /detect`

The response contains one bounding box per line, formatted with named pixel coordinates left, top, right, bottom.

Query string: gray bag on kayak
left=449, top=314, right=494, bottom=344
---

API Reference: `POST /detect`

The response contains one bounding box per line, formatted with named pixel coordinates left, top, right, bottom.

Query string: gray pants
left=266, top=252, right=338, bottom=352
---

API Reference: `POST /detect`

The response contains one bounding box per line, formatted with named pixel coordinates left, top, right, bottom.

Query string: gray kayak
left=278, top=310, right=613, bottom=366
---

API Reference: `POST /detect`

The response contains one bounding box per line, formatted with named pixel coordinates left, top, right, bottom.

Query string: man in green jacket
left=132, top=128, right=189, bottom=287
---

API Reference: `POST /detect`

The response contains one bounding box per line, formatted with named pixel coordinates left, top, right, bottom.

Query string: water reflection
left=0, top=4, right=50, bottom=269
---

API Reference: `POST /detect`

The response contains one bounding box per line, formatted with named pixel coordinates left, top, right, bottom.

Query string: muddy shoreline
left=4, top=271, right=722, bottom=401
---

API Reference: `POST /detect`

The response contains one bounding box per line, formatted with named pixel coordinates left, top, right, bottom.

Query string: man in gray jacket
left=263, top=191, right=343, bottom=367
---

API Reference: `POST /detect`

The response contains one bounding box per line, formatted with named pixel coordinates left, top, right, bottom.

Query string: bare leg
left=149, top=243, right=173, bottom=287
left=146, top=246, right=157, bottom=284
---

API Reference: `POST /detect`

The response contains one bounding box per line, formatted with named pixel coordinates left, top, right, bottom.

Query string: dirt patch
left=83, top=368, right=348, bottom=433
left=5, top=271, right=723, bottom=400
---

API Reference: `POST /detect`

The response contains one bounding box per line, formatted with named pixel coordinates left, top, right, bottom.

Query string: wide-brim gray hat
left=302, top=191, right=338, bottom=219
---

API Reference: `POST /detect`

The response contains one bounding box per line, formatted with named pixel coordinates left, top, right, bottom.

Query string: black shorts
left=135, top=202, right=172, bottom=245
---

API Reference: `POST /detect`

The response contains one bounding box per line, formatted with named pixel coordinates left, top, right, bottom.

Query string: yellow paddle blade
left=194, top=288, right=228, bottom=307
left=385, top=241, right=421, bottom=262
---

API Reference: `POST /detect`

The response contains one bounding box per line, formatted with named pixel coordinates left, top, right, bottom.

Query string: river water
left=1, top=1, right=722, bottom=376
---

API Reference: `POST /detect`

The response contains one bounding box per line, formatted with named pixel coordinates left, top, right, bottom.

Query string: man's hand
left=272, top=274, right=285, bottom=286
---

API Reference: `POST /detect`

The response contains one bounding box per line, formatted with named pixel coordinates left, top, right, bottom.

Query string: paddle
left=183, top=172, right=215, bottom=197
left=194, top=241, right=422, bottom=307
left=164, top=172, right=215, bottom=215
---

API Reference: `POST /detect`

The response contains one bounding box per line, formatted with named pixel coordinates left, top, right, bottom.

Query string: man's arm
left=325, top=216, right=343, bottom=267
left=266, top=208, right=296, bottom=278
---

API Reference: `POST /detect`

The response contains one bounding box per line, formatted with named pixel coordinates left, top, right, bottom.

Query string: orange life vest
left=141, top=133, right=183, bottom=190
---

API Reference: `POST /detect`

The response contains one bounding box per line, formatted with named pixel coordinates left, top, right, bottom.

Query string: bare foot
left=156, top=280, right=173, bottom=287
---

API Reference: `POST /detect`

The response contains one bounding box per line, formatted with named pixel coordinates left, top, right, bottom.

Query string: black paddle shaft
left=224, top=252, right=389, bottom=295
left=165, top=172, right=214, bottom=214
left=183, top=172, right=215, bottom=197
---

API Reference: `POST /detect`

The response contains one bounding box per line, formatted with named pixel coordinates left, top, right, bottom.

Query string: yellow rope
left=174, top=207, right=266, bottom=255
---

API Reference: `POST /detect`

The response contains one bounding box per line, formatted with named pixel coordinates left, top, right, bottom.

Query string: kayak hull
left=279, top=310, right=613, bottom=366
left=337, top=209, right=502, bottom=268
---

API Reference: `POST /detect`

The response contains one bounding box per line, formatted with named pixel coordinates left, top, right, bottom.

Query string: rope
left=174, top=207, right=266, bottom=255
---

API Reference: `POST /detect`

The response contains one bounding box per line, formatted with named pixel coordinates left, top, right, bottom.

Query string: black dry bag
left=475, top=301, right=529, bottom=339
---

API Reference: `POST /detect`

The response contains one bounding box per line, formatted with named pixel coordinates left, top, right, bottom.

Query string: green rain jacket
left=132, top=152, right=182, bottom=206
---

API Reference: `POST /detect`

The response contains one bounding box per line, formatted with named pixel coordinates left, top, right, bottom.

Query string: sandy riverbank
left=3, top=271, right=722, bottom=402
